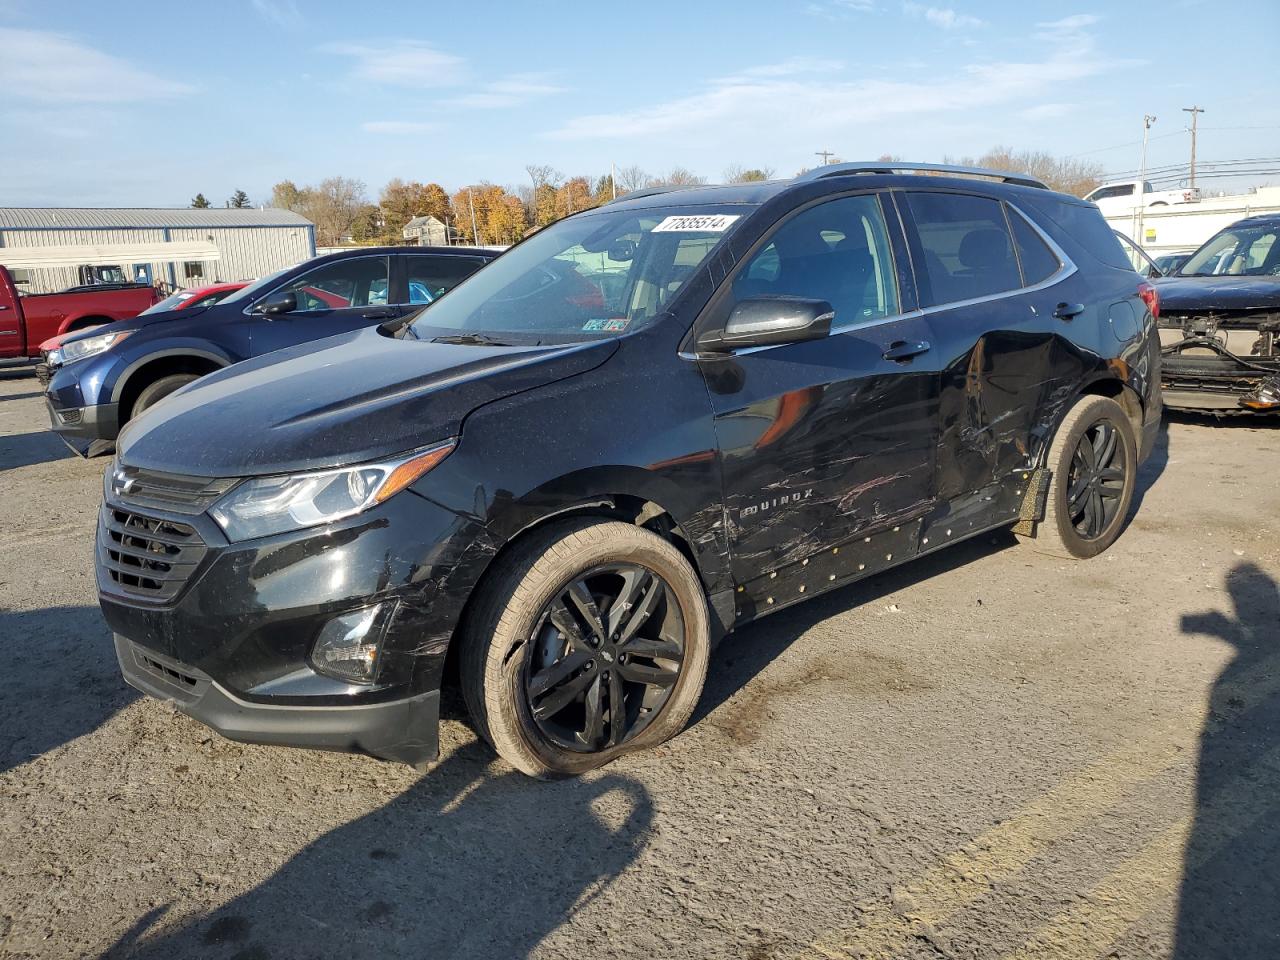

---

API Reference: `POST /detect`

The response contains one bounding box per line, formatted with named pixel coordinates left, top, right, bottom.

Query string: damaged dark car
left=1156, top=214, right=1280, bottom=413
left=101, top=162, right=1160, bottom=779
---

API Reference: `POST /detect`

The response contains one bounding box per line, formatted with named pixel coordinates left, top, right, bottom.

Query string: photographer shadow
left=1174, top=562, right=1280, bottom=958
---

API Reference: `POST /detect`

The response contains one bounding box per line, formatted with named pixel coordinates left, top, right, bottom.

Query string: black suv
left=101, top=163, right=1161, bottom=779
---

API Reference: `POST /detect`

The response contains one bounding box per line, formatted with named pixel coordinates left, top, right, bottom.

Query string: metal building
left=0, top=207, right=316, bottom=294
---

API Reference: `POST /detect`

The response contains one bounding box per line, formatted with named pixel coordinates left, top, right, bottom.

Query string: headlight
left=59, top=329, right=134, bottom=364
left=208, top=440, right=456, bottom=542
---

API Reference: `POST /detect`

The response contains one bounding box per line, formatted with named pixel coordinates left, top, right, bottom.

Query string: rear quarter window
left=1025, top=197, right=1133, bottom=271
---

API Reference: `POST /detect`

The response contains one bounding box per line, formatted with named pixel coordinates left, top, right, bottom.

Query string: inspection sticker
left=652, top=214, right=740, bottom=233
left=583, top=318, right=629, bottom=332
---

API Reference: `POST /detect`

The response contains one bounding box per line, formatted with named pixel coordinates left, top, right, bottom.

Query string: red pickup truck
left=0, top=265, right=160, bottom=361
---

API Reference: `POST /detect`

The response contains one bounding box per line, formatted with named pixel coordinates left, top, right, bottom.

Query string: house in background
left=403, top=215, right=448, bottom=246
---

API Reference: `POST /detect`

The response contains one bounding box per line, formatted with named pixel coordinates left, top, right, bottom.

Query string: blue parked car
left=44, top=246, right=498, bottom=454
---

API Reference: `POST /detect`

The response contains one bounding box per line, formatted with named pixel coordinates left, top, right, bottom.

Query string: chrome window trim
left=240, top=253, right=391, bottom=317
left=684, top=199, right=1077, bottom=360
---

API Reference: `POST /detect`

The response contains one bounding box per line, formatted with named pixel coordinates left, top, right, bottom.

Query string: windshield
left=405, top=204, right=751, bottom=344
left=1180, top=223, right=1280, bottom=277
left=141, top=290, right=197, bottom=315
left=218, top=268, right=291, bottom=305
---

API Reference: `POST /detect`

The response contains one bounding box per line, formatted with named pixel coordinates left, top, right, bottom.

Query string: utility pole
left=815, top=149, right=836, bottom=166
left=1182, top=105, right=1205, bottom=188
left=611, top=161, right=617, bottom=200
left=1137, top=114, right=1157, bottom=248
left=467, top=189, right=479, bottom=246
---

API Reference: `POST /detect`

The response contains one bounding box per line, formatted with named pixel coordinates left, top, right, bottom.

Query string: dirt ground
left=1, top=368, right=1278, bottom=960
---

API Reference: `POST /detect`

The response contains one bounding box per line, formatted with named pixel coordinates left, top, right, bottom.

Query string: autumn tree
left=649, top=167, right=706, bottom=187
left=349, top=204, right=384, bottom=243
left=270, top=180, right=306, bottom=212
left=525, top=164, right=562, bottom=190
left=556, top=176, right=596, bottom=217
left=451, top=184, right=527, bottom=245
left=723, top=163, right=775, bottom=183
left=615, top=165, right=649, bottom=194
left=190, top=193, right=211, bottom=209
left=972, top=146, right=1104, bottom=196
left=532, top=182, right=559, bottom=227
left=594, top=174, right=616, bottom=203
left=420, top=183, right=452, bottom=224
left=228, top=189, right=250, bottom=208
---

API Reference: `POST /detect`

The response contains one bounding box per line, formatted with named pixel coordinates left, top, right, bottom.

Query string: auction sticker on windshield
left=652, top=214, right=741, bottom=233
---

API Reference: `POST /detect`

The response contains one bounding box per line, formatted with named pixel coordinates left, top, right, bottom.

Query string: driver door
left=697, top=192, right=941, bottom=599
left=250, top=255, right=394, bottom=356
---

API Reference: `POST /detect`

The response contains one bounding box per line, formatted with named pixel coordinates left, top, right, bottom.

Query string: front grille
left=110, top=464, right=238, bottom=516
left=100, top=507, right=208, bottom=601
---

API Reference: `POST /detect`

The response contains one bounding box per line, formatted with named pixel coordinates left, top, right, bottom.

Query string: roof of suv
left=605, top=163, right=1080, bottom=212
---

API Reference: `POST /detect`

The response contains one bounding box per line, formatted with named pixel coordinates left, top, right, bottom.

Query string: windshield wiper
left=429, top=333, right=515, bottom=346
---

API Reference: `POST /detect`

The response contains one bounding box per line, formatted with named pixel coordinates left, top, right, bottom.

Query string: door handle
left=882, top=339, right=931, bottom=362
left=362, top=307, right=397, bottom=319
left=1053, top=302, right=1085, bottom=321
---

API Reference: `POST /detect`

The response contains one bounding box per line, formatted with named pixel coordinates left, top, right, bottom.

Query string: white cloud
left=361, top=120, right=439, bottom=135
left=1037, top=13, right=1102, bottom=31
left=1020, top=102, right=1075, bottom=120
left=322, top=40, right=465, bottom=88
left=546, top=33, right=1123, bottom=144
left=732, top=57, right=846, bottom=79
left=903, top=3, right=983, bottom=29
left=443, top=73, right=565, bottom=110
left=0, top=27, right=194, bottom=103
left=806, top=0, right=875, bottom=20
left=325, top=44, right=561, bottom=109
left=250, top=0, right=302, bottom=28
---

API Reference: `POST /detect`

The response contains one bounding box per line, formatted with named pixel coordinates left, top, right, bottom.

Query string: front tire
left=460, top=519, right=710, bottom=779
left=131, top=373, right=198, bottom=418
left=1027, top=395, right=1138, bottom=559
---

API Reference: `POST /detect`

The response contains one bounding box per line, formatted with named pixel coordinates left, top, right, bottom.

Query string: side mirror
left=1148, top=264, right=1163, bottom=279
left=699, top=296, right=834, bottom=352
left=255, top=291, right=297, bottom=315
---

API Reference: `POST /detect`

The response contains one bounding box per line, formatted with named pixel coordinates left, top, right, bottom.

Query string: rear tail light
left=1138, top=280, right=1160, bottom=319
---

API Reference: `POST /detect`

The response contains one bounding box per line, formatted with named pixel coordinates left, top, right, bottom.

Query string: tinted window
left=277, top=257, right=389, bottom=312
left=1026, top=198, right=1134, bottom=271
left=732, top=194, right=899, bottom=323
left=406, top=256, right=487, bottom=304
left=1008, top=207, right=1061, bottom=285
left=905, top=192, right=1021, bottom=306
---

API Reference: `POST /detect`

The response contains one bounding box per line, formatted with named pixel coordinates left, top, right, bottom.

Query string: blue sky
left=1, top=0, right=1277, bottom=207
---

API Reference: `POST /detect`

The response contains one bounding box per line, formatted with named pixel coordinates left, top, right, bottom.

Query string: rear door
left=398, top=254, right=490, bottom=314
left=249, top=255, right=393, bottom=356
left=896, top=189, right=1077, bottom=525
left=698, top=192, right=941, bottom=592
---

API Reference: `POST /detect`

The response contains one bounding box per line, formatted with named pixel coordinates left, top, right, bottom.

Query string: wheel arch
left=111, top=347, right=230, bottom=422
left=435, top=471, right=731, bottom=698
left=1038, top=373, right=1145, bottom=468
left=57, top=315, right=113, bottom=335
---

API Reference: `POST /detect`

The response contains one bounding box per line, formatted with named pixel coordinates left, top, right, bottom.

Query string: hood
left=117, top=326, right=618, bottom=477
left=1154, top=275, right=1280, bottom=312
left=57, top=308, right=190, bottom=347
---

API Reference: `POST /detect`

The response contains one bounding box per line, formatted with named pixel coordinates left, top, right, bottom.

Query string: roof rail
left=795, top=162, right=1048, bottom=190
left=605, top=185, right=691, bottom=205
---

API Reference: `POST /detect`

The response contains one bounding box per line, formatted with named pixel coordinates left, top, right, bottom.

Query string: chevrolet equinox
left=101, top=162, right=1162, bottom=779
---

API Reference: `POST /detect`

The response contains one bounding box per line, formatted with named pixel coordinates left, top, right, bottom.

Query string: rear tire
left=460, top=518, right=710, bottom=779
left=1026, top=395, right=1137, bottom=559
left=131, top=373, right=198, bottom=418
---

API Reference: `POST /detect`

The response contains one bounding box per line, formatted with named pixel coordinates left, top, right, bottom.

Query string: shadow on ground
left=103, top=741, right=652, bottom=960
left=0, top=430, right=73, bottom=471
left=0, top=605, right=134, bottom=776
left=1174, top=562, right=1280, bottom=959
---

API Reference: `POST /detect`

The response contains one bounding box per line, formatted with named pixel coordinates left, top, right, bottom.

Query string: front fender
left=106, top=340, right=236, bottom=404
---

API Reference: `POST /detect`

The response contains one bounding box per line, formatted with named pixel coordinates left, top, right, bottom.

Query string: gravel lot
left=1, top=369, right=1278, bottom=960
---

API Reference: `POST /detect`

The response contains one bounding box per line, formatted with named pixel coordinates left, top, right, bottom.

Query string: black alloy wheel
left=1066, top=420, right=1129, bottom=540
left=524, top=564, right=685, bottom=753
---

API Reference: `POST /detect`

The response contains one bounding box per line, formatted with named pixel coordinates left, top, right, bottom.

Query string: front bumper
left=45, top=397, right=119, bottom=454
left=115, top=634, right=440, bottom=765
left=99, top=485, right=489, bottom=767
left=1161, top=355, right=1280, bottom=412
